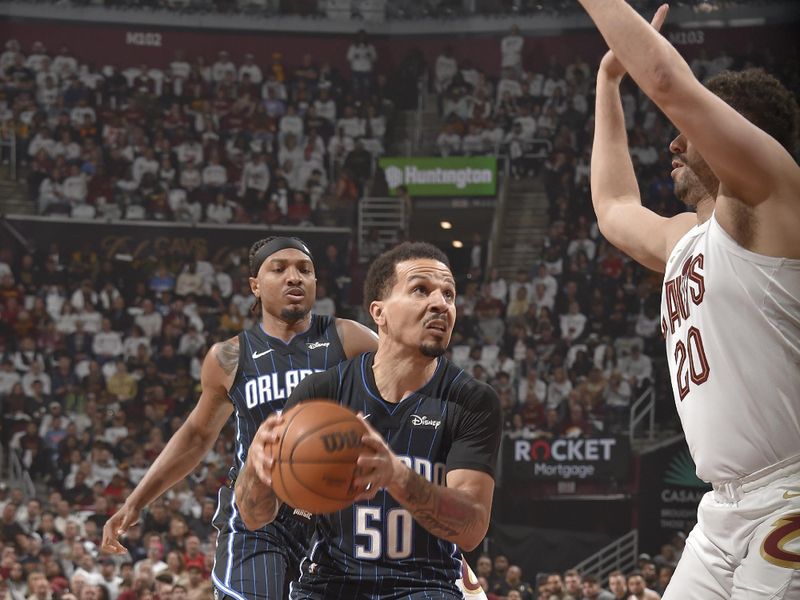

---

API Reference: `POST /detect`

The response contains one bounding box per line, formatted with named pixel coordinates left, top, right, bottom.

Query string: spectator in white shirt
left=279, top=104, right=304, bottom=142
left=238, top=53, right=263, bottom=84
left=52, top=45, right=78, bottom=80
left=133, top=147, right=159, bottom=183
left=211, top=50, right=236, bottom=83
left=501, top=25, right=524, bottom=74
left=496, top=67, right=523, bottom=104
left=546, top=367, right=573, bottom=411
left=70, top=98, right=96, bottom=127
left=28, top=127, right=56, bottom=159
left=52, top=131, right=81, bottom=161
left=178, top=325, right=206, bottom=357
left=434, top=46, right=458, bottom=94
left=92, top=318, right=123, bottom=363
left=347, top=30, right=377, bottom=96
left=517, top=369, right=546, bottom=407
left=337, top=105, right=365, bottom=140
left=621, top=345, right=653, bottom=392
left=206, top=193, right=235, bottom=224
left=202, top=156, right=228, bottom=191
left=21, top=362, right=51, bottom=397
left=560, top=302, right=588, bottom=344
left=62, top=164, right=88, bottom=205
left=134, top=300, right=163, bottom=339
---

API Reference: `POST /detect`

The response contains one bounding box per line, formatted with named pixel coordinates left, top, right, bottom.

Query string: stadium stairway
left=0, top=177, right=33, bottom=215
left=493, top=175, right=549, bottom=278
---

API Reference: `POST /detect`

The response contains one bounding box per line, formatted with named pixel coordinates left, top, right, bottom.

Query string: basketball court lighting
left=440, top=221, right=453, bottom=230
left=452, top=240, right=463, bottom=248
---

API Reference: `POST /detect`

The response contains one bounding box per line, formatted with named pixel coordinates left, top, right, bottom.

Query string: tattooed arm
left=391, top=467, right=493, bottom=551
left=102, top=337, right=237, bottom=553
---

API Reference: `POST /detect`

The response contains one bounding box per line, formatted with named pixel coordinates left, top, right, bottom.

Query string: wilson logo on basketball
left=321, top=430, right=362, bottom=453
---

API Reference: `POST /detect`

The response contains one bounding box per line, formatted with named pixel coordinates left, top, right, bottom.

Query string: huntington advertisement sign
left=503, top=437, right=630, bottom=482
left=379, top=157, right=497, bottom=197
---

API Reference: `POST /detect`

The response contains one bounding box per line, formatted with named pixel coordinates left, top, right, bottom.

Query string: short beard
left=420, top=342, right=447, bottom=358
left=280, top=305, right=310, bottom=323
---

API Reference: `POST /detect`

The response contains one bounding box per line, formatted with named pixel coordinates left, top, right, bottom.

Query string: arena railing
left=629, top=385, right=656, bottom=444
left=571, top=528, right=639, bottom=582
left=8, top=446, right=37, bottom=500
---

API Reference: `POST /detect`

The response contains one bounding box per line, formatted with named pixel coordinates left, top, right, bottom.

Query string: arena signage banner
left=637, top=436, right=710, bottom=552
left=503, top=436, right=630, bottom=482
left=378, top=157, right=497, bottom=197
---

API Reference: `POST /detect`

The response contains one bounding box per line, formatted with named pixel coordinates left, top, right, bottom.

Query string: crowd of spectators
left=469, top=544, right=686, bottom=600
left=1, top=32, right=390, bottom=224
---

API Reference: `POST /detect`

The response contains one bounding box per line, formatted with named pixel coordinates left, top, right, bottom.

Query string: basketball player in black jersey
left=101, top=236, right=379, bottom=600
left=237, top=242, right=502, bottom=599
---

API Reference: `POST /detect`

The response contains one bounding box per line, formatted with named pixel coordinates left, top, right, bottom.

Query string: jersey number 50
left=674, top=326, right=710, bottom=400
left=355, top=506, right=413, bottom=560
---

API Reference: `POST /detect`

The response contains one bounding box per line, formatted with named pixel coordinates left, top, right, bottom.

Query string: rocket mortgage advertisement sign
left=379, top=156, right=497, bottom=197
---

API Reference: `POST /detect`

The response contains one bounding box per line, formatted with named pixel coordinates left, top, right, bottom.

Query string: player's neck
left=371, top=345, right=438, bottom=404
left=260, top=312, right=312, bottom=343
left=695, top=195, right=715, bottom=224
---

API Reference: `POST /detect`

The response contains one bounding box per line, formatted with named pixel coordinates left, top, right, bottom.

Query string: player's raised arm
left=101, top=338, right=236, bottom=554
left=578, top=0, right=800, bottom=212
left=591, top=4, right=694, bottom=272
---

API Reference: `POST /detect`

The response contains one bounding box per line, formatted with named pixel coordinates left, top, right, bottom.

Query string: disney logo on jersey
left=307, top=341, right=330, bottom=350
left=321, top=429, right=362, bottom=453
left=661, top=253, right=706, bottom=337
left=410, top=414, right=442, bottom=429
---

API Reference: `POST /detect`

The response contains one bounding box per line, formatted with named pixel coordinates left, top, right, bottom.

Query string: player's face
left=669, top=132, right=719, bottom=208
left=377, top=259, right=456, bottom=358
left=250, top=248, right=316, bottom=323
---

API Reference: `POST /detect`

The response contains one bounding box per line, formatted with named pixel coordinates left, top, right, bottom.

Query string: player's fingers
left=359, top=433, right=385, bottom=452
left=651, top=3, right=669, bottom=31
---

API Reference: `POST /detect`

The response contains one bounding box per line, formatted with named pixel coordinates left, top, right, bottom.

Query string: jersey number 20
left=674, top=326, right=710, bottom=400
left=354, top=506, right=413, bottom=560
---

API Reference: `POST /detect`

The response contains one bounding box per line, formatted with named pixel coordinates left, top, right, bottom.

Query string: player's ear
left=248, top=276, right=259, bottom=297
left=369, top=300, right=385, bottom=326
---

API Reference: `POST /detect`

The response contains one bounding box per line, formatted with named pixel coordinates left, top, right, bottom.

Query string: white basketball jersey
left=660, top=213, right=800, bottom=483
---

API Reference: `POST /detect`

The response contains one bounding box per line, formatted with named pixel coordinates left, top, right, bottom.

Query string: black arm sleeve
left=445, top=380, right=502, bottom=478
left=283, top=366, right=341, bottom=412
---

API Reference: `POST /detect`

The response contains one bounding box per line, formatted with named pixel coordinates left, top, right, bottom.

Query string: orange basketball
left=270, top=400, right=368, bottom=515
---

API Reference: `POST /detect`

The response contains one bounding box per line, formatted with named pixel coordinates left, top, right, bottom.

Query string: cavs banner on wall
left=378, top=157, right=497, bottom=197
left=503, top=436, right=631, bottom=482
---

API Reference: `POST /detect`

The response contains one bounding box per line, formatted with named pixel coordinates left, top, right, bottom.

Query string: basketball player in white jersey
left=582, top=2, right=800, bottom=597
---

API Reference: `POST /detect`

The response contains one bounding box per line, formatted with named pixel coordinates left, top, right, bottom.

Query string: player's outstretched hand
left=247, top=413, right=285, bottom=488
left=101, top=504, right=139, bottom=555
left=353, top=413, right=400, bottom=501
left=599, top=3, right=669, bottom=80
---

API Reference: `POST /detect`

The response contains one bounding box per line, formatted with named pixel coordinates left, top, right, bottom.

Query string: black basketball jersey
left=284, top=352, right=502, bottom=599
left=212, top=315, right=347, bottom=600
left=228, top=315, right=347, bottom=481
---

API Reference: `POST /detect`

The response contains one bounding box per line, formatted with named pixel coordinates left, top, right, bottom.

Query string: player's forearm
left=591, top=73, right=642, bottom=224
left=387, top=464, right=488, bottom=551
left=579, top=0, right=693, bottom=101
left=234, top=460, right=280, bottom=530
left=125, top=423, right=216, bottom=512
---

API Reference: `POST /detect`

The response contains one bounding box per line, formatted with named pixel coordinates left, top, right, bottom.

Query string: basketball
left=270, top=400, right=369, bottom=514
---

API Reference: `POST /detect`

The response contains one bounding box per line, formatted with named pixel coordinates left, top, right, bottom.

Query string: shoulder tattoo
left=215, top=338, right=239, bottom=376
